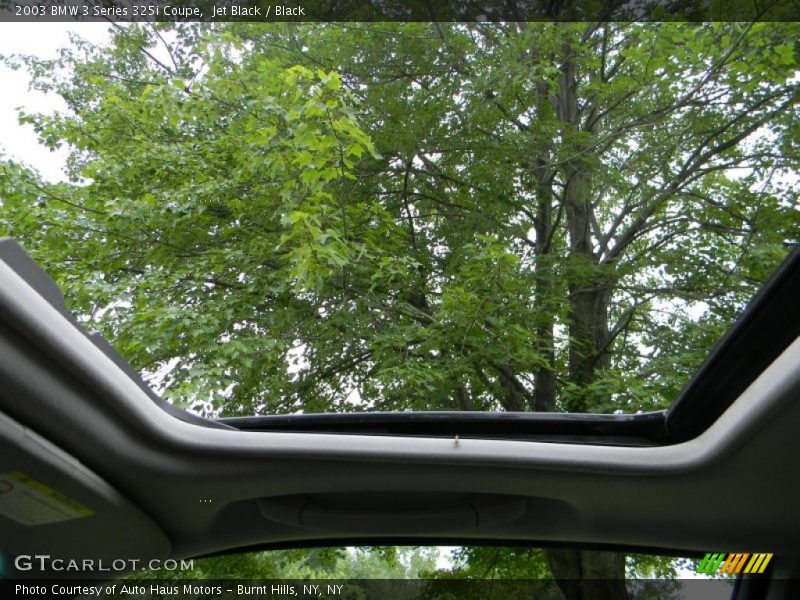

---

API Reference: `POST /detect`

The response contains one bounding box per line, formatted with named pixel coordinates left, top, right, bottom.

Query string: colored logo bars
left=696, top=553, right=773, bottom=575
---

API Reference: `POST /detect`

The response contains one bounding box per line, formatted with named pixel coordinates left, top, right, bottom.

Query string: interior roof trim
left=1, top=257, right=800, bottom=478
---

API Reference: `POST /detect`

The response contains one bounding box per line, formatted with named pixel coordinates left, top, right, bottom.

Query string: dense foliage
left=2, top=23, right=798, bottom=417
left=1, top=20, right=798, bottom=595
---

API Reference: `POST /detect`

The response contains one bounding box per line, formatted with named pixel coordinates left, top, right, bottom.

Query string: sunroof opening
left=2, top=22, right=798, bottom=425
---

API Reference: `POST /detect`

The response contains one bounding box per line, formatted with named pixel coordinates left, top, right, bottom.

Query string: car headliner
left=1, top=239, right=798, bottom=571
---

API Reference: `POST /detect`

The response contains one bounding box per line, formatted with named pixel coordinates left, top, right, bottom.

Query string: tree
left=2, top=20, right=798, bottom=597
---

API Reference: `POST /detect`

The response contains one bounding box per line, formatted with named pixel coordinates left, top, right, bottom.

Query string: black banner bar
left=2, top=578, right=741, bottom=600
left=0, top=0, right=799, bottom=23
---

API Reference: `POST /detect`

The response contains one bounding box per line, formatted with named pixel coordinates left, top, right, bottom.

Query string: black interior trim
left=665, top=245, right=800, bottom=441
left=221, top=245, right=800, bottom=445
left=195, top=538, right=706, bottom=560
left=4, top=237, right=800, bottom=446
left=220, top=410, right=667, bottom=445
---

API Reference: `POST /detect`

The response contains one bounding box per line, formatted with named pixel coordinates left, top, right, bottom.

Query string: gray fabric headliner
left=1, top=251, right=799, bottom=561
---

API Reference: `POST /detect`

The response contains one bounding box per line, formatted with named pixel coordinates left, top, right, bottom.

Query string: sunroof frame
left=3, top=238, right=799, bottom=447
left=220, top=245, right=800, bottom=445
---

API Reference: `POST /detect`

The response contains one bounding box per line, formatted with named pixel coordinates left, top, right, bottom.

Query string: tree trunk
left=547, top=549, right=629, bottom=600
left=542, top=32, right=629, bottom=599
left=532, top=79, right=557, bottom=414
